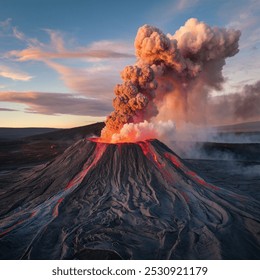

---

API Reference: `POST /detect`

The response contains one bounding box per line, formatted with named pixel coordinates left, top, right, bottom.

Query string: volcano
left=0, top=138, right=259, bottom=259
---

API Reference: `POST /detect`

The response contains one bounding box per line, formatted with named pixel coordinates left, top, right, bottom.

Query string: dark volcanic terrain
left=0, top=122, right=259, bottom=259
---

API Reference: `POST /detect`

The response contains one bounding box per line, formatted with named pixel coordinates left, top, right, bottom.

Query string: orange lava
left=165, top=152, right=219, bottom=191
left=87, top=137, right=148, bottom=144
left=164, top=152, right=182, bottom=168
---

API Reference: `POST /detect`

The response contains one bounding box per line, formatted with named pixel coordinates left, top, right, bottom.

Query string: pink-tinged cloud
left=8, top=48, right=135, bottom=61
left=7, top=27, right=134, bottom=98
left=0, top=65, right=33, bottom=81
left=0, top=107, right=18, bottom=112
left=0, top=91, right=112, bottom=116
left=45, top=61, right=118, bottom=97
left=8, top=28, right=134, bottom=61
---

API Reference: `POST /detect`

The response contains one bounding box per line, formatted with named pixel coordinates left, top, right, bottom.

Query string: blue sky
left=0, top=0, right=259, bottom=127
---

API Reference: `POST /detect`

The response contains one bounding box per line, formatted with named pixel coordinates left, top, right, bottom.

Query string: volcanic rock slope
left=0, top=139, right=259, bottom=259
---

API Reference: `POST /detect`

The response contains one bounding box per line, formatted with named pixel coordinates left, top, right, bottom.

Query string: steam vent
left=0, top=138, right=259, bottom=259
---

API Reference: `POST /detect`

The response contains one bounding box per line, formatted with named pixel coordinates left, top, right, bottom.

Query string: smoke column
left=101, top=18, right=241, bottom=142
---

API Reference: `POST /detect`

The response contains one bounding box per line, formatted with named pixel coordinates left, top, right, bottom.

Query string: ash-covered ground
left=0, top=122, right=259, bottom=259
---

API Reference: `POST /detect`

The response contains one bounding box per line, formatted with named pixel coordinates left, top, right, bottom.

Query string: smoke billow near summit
left=101, top=18, right=241, bottom=143
left=0, top=19, right=259, bottom=260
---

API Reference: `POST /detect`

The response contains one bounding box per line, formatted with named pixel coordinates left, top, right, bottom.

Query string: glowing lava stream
left=137, top=140, right=248, bottom=207
left=0, top=141, right=107, bottom=238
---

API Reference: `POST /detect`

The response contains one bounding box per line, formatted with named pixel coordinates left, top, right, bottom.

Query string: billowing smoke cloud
left=101, top=18, right=241, bottom=142
left=234, top=81, right=260, bottom=121
left=101, top=64, right=158, bottom=140
left=206, top=80, right=260, bottom=124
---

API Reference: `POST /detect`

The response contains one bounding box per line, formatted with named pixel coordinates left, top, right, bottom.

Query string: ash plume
left=101, top=18, right=241, bottom=142
left=206, top=80, right=260, bottom=124
left=234, top=81, right=260, bottom=121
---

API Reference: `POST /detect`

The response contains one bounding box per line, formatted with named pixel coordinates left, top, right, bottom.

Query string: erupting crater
left=88, top=136, right=155, bottom=144
left=0, top=139, right=259, bottom=259
left=88, top=137, right=137, bottom=144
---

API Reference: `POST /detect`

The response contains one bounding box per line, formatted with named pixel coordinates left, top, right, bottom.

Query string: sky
left=0, top=0, right=259, bottom=128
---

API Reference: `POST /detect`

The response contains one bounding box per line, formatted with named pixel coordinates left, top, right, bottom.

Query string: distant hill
left=0, top=122, right=105, bottom=169
left=215, top=121, right=260, bottom=133
left=26, top=122, right=105, bottom=141
left=0, top=122, right=105, bottom=141
left=0, top=127, right=60, bottom=141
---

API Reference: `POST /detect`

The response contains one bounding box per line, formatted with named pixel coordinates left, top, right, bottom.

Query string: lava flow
left=0, top=138, right=259, bottom=260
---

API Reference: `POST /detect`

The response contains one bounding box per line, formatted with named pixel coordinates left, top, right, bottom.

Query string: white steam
left=111, top=120, right=175, bottom=143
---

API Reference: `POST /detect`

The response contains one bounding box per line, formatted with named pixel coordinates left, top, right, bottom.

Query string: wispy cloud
left=0, top=18, right=12, bottom=37
left=0, top=91, right=112, bottom=116
left=147, top=0, right=200, bottom=27
left=176, top=0, right=199, bottom=11
left=0, top=18, right=12, bottom=29
left=225, top=0, right=260, bottom=49
left=0, top=107, right=18, bottom=112
left=0, top=65, right=33, bottom=81
left=9, top=28, right=134, bottom=61
left=45, top=60, right=118, bottom=98
left=5, top=26, right=134, bottom=102
left=8, top=47, right=134, bottom=61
